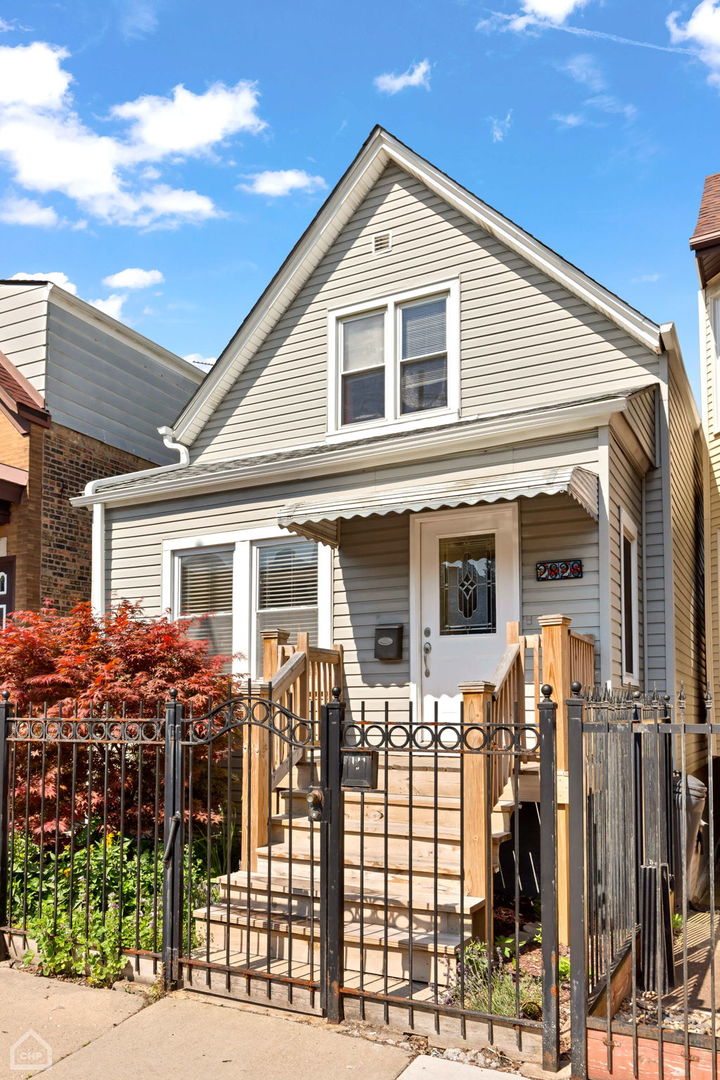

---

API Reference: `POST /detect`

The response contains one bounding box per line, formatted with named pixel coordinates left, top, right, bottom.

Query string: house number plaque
left=535, top=559, right=583, bottom=582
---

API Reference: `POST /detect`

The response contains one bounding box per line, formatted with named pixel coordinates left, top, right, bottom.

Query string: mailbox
left=374, top=624, right=403, bottom=662
left=341, top=749, right=379, bottom=790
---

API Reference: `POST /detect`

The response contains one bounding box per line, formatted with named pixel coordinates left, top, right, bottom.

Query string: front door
left=414, top=506, right=520, bottom=721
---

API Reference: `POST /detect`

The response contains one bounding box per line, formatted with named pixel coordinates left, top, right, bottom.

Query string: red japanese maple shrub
left=1, top=601, right=239, bottom=841
left=0, top=599, right=235, bottom=715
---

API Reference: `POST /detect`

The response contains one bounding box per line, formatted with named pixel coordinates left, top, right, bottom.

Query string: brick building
left=0, top=279, right=203, bottom=615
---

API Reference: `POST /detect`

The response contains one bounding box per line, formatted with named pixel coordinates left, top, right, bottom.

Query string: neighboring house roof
left=169, top=126, right=663, bottom=449
left=690, top=174, right=720, bottom=286
left=72, top=386, right=649, bottom=509
left=0, top=280, right=203, bottom=383
left=0, top=350, right=50, bottom=431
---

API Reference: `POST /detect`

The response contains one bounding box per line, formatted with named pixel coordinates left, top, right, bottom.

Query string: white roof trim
left=279, top=465, right=600, bottom=547
left=171, top=127, right=662, bottom=447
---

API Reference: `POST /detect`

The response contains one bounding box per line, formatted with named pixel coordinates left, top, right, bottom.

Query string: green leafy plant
left=11, top=826, right=218, bottom=986
left=558, top=956, right=571, bottom=981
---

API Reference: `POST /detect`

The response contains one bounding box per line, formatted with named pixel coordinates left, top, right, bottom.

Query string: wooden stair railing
left=240, top=630, right=344, bottom=872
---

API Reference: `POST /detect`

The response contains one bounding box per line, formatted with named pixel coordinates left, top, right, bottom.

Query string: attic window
left=372, top=232, right=392, bottom=254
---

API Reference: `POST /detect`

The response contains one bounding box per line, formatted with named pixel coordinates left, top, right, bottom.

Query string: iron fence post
left=539, top=684, right=560, bottom=1072
left=162, top=689, right=184, bottom=991
left=320, top=688, right=345, bottom=1022
left=567, top=683, right=587, bottom=1080
left=0, top=691, right=11, bottom=953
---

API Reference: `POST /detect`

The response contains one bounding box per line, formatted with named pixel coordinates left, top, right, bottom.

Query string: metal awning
left=278, top=465, right=599, bottom=547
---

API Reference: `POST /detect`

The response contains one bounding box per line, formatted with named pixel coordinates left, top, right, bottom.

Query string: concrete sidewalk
left=0, top=966, right=520, bottom=1080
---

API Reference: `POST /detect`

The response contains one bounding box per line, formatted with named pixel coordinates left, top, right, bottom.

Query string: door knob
left=423, top=640, right=432, bottom=677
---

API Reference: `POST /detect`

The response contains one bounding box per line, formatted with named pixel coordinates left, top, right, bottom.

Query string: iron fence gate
left=0, top=686, right=564, bottom=1066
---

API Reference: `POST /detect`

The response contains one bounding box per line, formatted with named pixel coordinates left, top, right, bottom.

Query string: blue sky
left=0, top=1, right=717, bottom=396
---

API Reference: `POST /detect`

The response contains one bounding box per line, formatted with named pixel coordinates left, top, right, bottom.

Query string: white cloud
left=240, top=169, right=327, bottom=197
left=668, top=1, right=720, bottom=84
left=489, top=111, right=513, bottom=142
left=184, top=352, right=216, bottom=369
left=585, top=94, right=637, bottom=122
left=507, top=0, right=589, bottom=30
left=8, top=271, right=77, bottom=293
left=631, top=272, right=662, bottom=283
left=89, top=293, right=127, bottom=319
left=0, top=195, right=59, bottom=226
left=0, top=43, right=267, bottom=228
left=113, top=81, right=266, bottom=159
left=554, top=112, right=586, bottom=127
left=374, top=59, right=431, bottom=95
left=102, top=267, right=164, bottom=289
left=0, top=42, right=71, bottom=110
left=561, top=53, right=605, bottom=90
left=117, top=0, right=160, bottom=39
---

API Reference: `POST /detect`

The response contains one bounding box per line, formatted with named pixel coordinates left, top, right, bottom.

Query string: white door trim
left=409, top=504, right=521, bottom=716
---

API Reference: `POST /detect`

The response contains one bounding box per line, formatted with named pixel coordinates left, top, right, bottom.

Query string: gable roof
left=0, top=350, right=50, bottom=430
left=171, top=126, right=662, bottom=448
left=690, top=173, right=720, bottom=286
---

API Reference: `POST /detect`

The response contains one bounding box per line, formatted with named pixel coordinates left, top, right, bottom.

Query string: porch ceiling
left=278, top=464, right=599, bottom=547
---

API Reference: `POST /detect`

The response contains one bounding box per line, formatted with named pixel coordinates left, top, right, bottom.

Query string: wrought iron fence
left=0, top=685, right=564, bottom=1070
left=568, top=687, right=720, bottom=1080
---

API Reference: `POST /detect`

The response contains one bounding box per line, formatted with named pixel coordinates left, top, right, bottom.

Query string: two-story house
left=0, top=278, right=202, bottom=614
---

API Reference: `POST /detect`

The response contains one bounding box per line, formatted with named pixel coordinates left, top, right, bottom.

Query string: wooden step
left=196, top=902, right=464, bottom=983
left=216, top=871, right=484, bottom=936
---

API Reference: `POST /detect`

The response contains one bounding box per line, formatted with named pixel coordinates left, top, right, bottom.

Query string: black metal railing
left=568, top=686, right=720, bottom=1080
left=0, top=685, right=564, bottom=1070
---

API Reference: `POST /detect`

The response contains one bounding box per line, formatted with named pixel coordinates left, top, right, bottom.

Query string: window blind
left=178, top=548, right=234, bottom=662
left=401, top=298, right=446, bottom=359
left=257, top=542, right=318, bottom=609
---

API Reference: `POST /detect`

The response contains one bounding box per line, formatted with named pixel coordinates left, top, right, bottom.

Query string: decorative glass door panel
left=439, top=534, right=496, bottom=636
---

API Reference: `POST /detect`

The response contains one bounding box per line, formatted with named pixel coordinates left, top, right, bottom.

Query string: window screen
left=400, top=298, right=447, bottom=414
left=341, top=311, right=385, bottom=424
left=177, top=548, right=234, bottom=659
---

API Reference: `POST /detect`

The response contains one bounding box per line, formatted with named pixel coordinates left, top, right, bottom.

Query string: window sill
left=326, top=408, right=459, bottom=444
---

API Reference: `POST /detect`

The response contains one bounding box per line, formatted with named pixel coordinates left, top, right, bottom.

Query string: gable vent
left=372, top=232, right=392, bottom=254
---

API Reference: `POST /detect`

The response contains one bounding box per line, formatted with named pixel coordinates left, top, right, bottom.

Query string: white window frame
left=710, top=294, right=720, bottom=435
left=620, top=508, right=640, bottom=686
left=161, top=527, right=333, bottom=678
left=327, top=278, right=460, bottom=441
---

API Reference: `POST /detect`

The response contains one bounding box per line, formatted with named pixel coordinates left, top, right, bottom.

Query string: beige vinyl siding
left=105, top=431, right=600, bottom=711
left=0, top=282, right=48, bottom=393
left=608, top=430, right=644, bottom=686
left=669, top=363, right=706, bottom=769
left=520, top=493, right=600, bottom=642
left=191, top=164, right=660, bottom=463
left=626, top=386, right=656, bottom=465
left=45, top=302, right=199, bottom=465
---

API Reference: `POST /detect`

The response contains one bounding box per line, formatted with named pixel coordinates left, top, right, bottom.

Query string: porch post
left=459, top=681, right=495, bottom=926
left=538, top=614, right=572, bottom=945
left=241, top=679, right=271, bottom=872
left=262, top=629, right=290, bottom=682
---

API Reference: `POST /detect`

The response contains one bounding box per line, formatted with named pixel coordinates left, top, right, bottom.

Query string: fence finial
left=169, top=687, right=178, bottom=701
left=2, top=690, right=9, bottom=702
left=332, top=686, right=341, bottom=701
left=570, top=681, right=582, bottom=696
left=541, top=684, right=553, bottom=700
